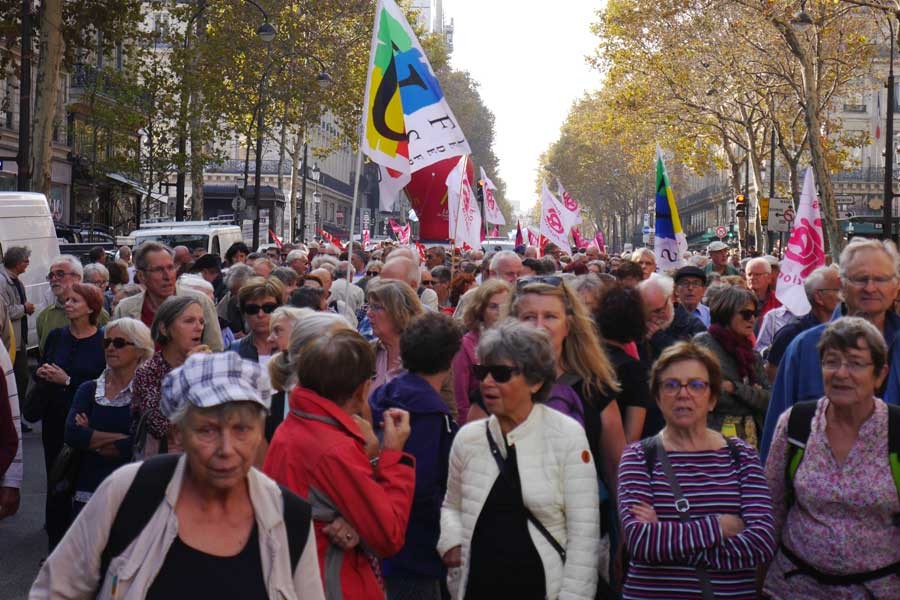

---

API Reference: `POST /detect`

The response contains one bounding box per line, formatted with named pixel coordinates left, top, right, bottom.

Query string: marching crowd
left=0, top=234, right=898, bottom=599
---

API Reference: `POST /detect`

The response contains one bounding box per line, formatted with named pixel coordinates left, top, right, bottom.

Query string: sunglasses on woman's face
left=472, top=364, right=521, bottom=383
left=367, top=270, right=380, bottom=277
left=103, top=337, right=135, bottom=349
left=738, top=309, right=757, bottom=321
left=243, top=302, right=279, bottom=316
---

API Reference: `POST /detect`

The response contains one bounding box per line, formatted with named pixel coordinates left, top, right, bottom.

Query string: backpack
left=97, top=454, right=311, bottom=588
left=785, top=400, right=900, bottom=520
left=641, top=435, right=743, bottom=477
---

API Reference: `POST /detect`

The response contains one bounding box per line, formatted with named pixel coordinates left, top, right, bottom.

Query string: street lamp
left=310, top=163, right=321, bottom=239
left=313, top=191, right=321, bottom=239
left=884, top=15, right=897, bottom=244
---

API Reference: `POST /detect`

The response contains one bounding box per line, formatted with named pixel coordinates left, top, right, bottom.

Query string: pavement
left=0, top=426, right=47, bottom=600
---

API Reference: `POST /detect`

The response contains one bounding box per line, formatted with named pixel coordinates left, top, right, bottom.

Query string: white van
left=0, top=192, right=61, bottom=348
left=129, top=220, right=244, bottom=256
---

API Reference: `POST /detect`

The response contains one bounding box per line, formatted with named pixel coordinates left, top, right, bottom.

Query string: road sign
left=715, top=225, right=727, bottom=239
left=231, top=195, right=246, bottom=212
left=767, top=197, right=794, bottom=233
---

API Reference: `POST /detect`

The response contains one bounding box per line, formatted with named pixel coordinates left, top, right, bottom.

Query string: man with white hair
left=37, top=255, right=110, bottom=353
left=330, top=262, right=365, bottom=314
left=745, top=256, right=781, bottom=326
left=382, top=248, right=439, bottom=309
left=637, top=274, right=706, bottom=364
left=488, top=250, right=523, bottom=284
left=285, top=249, right=309, bottom=277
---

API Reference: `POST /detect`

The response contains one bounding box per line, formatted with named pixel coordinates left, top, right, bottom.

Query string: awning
left=107, top=173, right=168, bottom=204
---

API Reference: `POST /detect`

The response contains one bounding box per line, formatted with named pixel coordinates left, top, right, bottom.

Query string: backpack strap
left=641, top=436, right=658, bottom=478
left=98, top=454, right=180, bottom=585
left=784, top=401, right=818, bottom=507
left=887, top=405, right=900, bottom=521
left=279, top=485, right=313, bottom=572
left=556, top=372, right=582, bottom=387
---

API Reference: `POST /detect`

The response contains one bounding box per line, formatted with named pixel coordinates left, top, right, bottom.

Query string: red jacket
left=263, top=386, right=416, bottom=599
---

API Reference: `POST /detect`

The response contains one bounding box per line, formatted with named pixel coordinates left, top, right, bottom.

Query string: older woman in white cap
left=31, top=352, right=325, bottom=600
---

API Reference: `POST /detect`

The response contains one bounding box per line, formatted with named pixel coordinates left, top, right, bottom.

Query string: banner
left=556, top=179, right=582, bottom=227
left=318, top=229, right=346, bottom=252
left=653, top=145, right=688, bottom=270
left=445, top=155, right=483, bottom=250
left=540, top=181, right=571, bottom=252
left=361, top=0, right=471, bottom=211
left=515, top=220, right=524, bottom=246
left=388, top=219, right=411, bottom=245
left=775, top=168, right=825, bottom=315
left=480, top=167, right=506, bottom=225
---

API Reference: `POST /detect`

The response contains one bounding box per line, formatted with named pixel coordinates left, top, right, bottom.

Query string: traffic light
left=475, top=181, right=485, bottom=203
left=735, top=194, right=747, bottom=218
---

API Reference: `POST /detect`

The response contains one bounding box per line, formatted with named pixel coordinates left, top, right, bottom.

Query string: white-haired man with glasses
left=36, top=255, right=109, bottom=354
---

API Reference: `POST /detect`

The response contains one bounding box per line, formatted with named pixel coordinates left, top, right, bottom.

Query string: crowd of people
left=0, top=234, right=897, bottom=599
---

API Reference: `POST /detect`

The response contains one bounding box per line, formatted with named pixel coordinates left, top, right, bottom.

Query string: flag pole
left=345, top=147, right=364, bottom=304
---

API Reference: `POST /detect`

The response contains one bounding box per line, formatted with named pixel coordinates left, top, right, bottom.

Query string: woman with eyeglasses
left=36, top=283, right=107, bottom=551
left=366, top=279, right=425, bottom=395
left=439, top=320, right=601, bottom=599
left=693, top=285, right=770, bottom=447
left=64, top=318, right=153, bottom=517
left=763, top=318, right=900, bottom=599
left=617, top=341, right=775, bottom=600
left=227, top=276, right=285, bottom=367
left=132, top=296, right=206, bottom=458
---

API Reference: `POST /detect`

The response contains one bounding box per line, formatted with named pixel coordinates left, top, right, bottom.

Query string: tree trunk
left=30, top=0, right=64, bottom=196
left=288, top=129, right=303, bottom=243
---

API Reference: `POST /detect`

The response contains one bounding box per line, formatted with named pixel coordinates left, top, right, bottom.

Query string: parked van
left=129, top=219, right=243, bottom=256
left=0, top=192, right=61, bottom=349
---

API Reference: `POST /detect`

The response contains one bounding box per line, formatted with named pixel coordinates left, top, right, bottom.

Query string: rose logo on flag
left=547, top=207, right=565, bottom=234
left=562, top=192, right=577, bottom=212
left=784, top=217, right=825, bottom=279
left=486, top=189, right=496, bottom=210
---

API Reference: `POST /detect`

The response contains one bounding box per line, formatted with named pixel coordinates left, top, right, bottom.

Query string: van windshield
left=135, top=234, right=209, bottom=252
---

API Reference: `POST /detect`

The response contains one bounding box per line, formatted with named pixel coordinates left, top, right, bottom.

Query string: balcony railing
left=206, top=158, right=292, bottom=175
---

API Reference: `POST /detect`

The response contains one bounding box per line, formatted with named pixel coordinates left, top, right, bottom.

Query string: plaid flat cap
left=160, top=351, right=272, bottom=418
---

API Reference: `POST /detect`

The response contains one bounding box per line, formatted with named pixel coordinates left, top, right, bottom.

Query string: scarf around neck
left=708, top=323, right=756, bottom=384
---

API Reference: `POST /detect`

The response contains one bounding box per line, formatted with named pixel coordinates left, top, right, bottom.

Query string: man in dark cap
left=674, top=265, right=709, bottom=327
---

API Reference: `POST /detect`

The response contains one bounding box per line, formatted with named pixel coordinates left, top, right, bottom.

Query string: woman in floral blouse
left=131, top=296, right=205, bottom=456
left=764, top=317, right=900, bottom=598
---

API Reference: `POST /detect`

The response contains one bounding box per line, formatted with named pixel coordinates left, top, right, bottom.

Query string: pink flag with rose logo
left=775, top=168, right=825, bottom=316
left=540, top=181, right=572, bottom=252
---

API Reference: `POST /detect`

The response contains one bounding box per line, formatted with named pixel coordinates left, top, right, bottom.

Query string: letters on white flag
left=556, top=179, right=582, bottom=227
left=540, top=181, right=571, bottom=251
left=775, top=168, right=825, bottom=316
left=480, top=167, right=506, bottom=225
left=446, top=156, right=482, bottom=249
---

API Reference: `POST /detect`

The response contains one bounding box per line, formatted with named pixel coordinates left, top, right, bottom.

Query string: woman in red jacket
left=263, top=327, right=416, bottom=599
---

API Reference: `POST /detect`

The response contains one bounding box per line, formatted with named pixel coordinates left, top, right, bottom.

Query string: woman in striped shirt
left=617, top=341, right=776, bottom=599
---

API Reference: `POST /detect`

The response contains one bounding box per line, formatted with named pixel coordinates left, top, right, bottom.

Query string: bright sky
left=447, top=1, right=606, bottom=215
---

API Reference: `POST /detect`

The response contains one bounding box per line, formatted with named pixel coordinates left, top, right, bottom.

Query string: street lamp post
left=314, top=192, right=321, bottom=239
left=311, top=163, right=321, bottom=240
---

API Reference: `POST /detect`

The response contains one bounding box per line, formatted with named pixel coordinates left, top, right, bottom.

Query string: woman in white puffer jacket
left=438, top=320, right=602, bottom=600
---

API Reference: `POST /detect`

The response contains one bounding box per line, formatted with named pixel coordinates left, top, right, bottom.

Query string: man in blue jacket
left=369, top=311, right=462, bottom=600
left=760, top=238, right=900, bottom=462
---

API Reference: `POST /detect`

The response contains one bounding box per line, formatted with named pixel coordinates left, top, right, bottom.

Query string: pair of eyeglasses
left=243, top=303, right=279, bottom=315
left=738, top=309, right=757, bottom=321
left=822, top=358, right=873, bottom=373
left=677, top=280, right=704, bottom=289
left=103, top=337, right=135, bottom=349
left=846, top=275, right=896, bottom=288
left=367, top=271, right=380, bottom=277
left=472, top=364, right=521, bottom=383
left=660, top=378, right=709, bottom=396
left=46, top=270, right=75, bottom=281
left=516, top=275, right=563, bottom=290
left=421, top=280, right=434, bottom=286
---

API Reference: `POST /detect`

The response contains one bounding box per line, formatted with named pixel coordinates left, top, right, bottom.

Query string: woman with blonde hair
left=366, top=279, right=425, bottom=394
left=452, top=279, right=511, bottom=423
left=510, top=277, right=626, bottom=497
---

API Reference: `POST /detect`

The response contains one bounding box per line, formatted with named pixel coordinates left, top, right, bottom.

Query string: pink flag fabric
left=775, top=168, right=825, bottom=315
left=389, top=219, right=411, bottom=245
left=480, top=167, right=506, bottom=225
left=540, top=181, right=571, bottom=252
left=556, top=179, right=582, bottom=228
left=446, top=155, right=483, bottom=250
left=571, top=227, right=589, bottom=249
left=515, top=221, right=524, bottom=246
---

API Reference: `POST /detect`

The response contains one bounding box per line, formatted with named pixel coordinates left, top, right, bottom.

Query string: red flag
left=490, top=225, right=500, bottom=237
left=527, top=228, right=539, bottom=247
left=362, top=229, right=371, bottom=250
left=415, top=241, right=427, bottom=263
left=389, top=219, right=411, bottom=245
left=593, top=230, right=606, bottom=253
left=515, top=221, right=524, bottom=246
left=571, top=227, right=588, bottom=249
left=268, top=229, right=283, bottom=249
left=318, top=229, right=345, bottom=252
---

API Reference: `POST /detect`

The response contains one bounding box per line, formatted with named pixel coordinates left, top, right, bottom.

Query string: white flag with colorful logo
left=480, top=167, right=506, bottom=225
left=540, top=181, right=571, bottom=251
left=556, top=179, right=582, bottom=227
left=654, top=145, right=688, bottom=270
left=776, top=168, right=825, bottom=315
left=362, top=0, right=471, bottom=211
left=446, top=155, right=483, bottom=250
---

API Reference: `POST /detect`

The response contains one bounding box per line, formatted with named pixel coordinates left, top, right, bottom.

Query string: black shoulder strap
left=641, top=436, right=658, bottom=478
left=99, top=454, right=180, bottom=583
left=724, top=437, right=742, bottom=469
left=556, top=372, right=581, bottom=387
left=484, top=421, right=566, bottom=562
left=785, top=401, right=818, bottom=506
left=279, top=485, right=313, bottom=572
